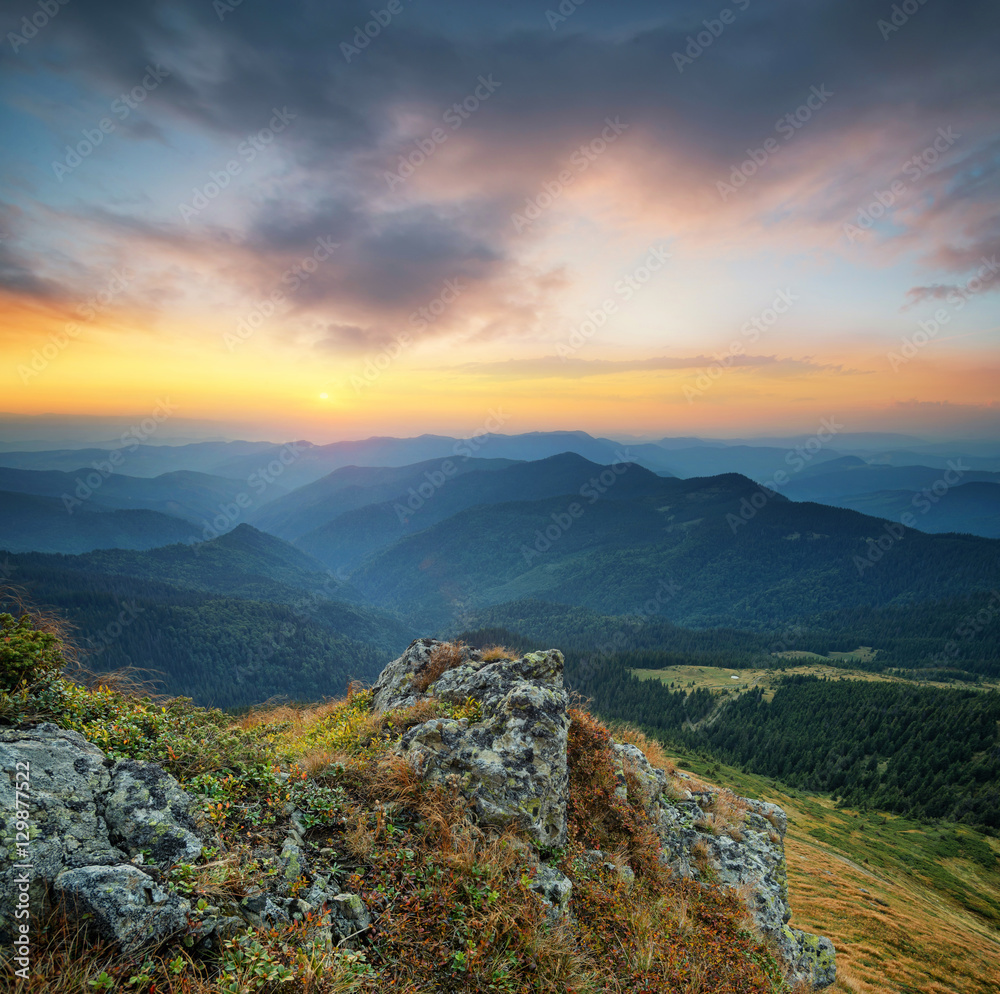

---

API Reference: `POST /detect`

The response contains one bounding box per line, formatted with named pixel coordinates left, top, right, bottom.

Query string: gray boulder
left=54, top=864, right=191, bottom=952
left=0, top=724, right=123, bottom=939
left=0, top=723, right=205, bottom=950
left=328, top=892, right=371, bottom=947
left=103, top=759, right=204, bottom=867
left=379, top=640, right=570, bottom=845
left=371, top=637, right=442, bottom=711
left=528, top=864, right=573, bottom=918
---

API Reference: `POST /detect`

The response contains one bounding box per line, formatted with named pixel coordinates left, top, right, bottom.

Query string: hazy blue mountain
left=296, top=452, right=674, bottom=570
left=849, top=450, right=1000, bottom=472
left=829, top=482, right=1000, bottom=539
left=217, top=431, right=677, bottom=487
left=0, top=490, right=194, bottom=554
left=248, top=457, right=519, bottom=540
left=654, top=444, right=845, bottom=481
left=28, top=523, right=352, bottom=604
left=781, top=464, right=1000, bottom=502
left=0, top=440, right=275, bottom=477
left=346, top=473, right=1000, bottom=629
left=0, top=466, right=286, bottom=526
left=791, top=455, right=868, bottom=479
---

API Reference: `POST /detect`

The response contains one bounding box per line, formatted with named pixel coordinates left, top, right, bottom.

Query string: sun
left=319, top=392, right=329, bottom=400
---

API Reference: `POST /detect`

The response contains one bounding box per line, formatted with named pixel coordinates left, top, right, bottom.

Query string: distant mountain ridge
left=345, top=470, right=1000, bottom=628
left=0, top=490, right=194, bottom=554
left=3, top=526, right=414, bottom=708
left=248, top=456, right=520, bottom=540
left=292, top=452, right=672, bottom=570
left=0, top=466, right=287, bottom=524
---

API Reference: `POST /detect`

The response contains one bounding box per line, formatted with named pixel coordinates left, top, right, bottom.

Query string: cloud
left=454, top=354, right=853, bottom=379
left=4, top=0, right=1000, bottom=350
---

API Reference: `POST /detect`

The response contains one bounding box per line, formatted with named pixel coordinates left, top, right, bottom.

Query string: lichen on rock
left=607, top=731, right=835, bottom=989
left=379, top=639, right=571, bottom=846
left=373, top=638, right=836, bottom=988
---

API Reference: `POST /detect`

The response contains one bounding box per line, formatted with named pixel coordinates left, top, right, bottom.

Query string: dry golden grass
left=675, top=759, right=1000, bottom=994
left=236, top=698, right=343, bottom=733
left=412, top=640, right=467, bottom=692
left=783, top=823, right=1000, bottom=994
left=611, top=723, right=677, bottom=776
left=479, top=644, right=518, bottom=661
left=705, top=789, right=749, bottom=839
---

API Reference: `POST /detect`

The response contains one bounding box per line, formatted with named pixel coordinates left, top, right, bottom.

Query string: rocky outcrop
left=102, top=759, right=204, bottom=867
left=375, top=640, right=836, bottom=989
left=0, top=643, right=836, bottom=988
left=610, top=740, right=836, bottom=989
left=54, top=864, right=192, bottom=952
left=0, top=724, right=124, bottom=930
left=0, top=724, right=368, bottom=954
left=378, top=639, right=570, bottom=846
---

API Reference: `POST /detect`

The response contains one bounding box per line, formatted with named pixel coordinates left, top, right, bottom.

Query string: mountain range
left=0, top=430, right=998, bottom=709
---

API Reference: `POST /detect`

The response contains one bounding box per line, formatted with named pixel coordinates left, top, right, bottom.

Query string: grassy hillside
left=666, top=754, right=1000, bottom=994
left=3, top=623, right=793, bottom=994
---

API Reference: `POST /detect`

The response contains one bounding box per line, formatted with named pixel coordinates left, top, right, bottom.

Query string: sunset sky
left=1, top=0, right=998, bottom=443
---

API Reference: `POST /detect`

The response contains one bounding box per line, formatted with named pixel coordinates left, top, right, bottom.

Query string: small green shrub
left=0, top=612, right=66, bottom=691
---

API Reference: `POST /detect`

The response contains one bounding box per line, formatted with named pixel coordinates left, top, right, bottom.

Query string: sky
left=1, top=0, right=999, bottom=444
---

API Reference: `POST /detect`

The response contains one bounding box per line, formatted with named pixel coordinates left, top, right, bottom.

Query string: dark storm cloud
left=44, top=0, right=998, bottom=162
left=10, top=0, right=1000, bottom=331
